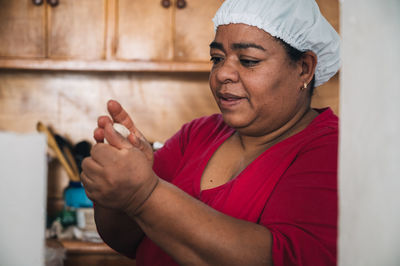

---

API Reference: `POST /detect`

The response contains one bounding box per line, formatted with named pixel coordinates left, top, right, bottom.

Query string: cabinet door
left=174, top=0, right=223, bottom=62
left=0, top=0, right=46, bottom=58
left=116, top=0, right=174, bottom=61
left=47, top=0, right=106, bottom=60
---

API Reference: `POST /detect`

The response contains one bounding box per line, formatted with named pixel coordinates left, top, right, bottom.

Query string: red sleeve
left=260, top=133, right=338, bottom=266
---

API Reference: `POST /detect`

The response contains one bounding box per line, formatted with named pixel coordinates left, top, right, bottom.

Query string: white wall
left=0, top=132, right=47, bottom=266
left=339, top=1, right=400, bottom=265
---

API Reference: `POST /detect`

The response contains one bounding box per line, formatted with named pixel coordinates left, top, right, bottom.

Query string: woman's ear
left=300, top=51, right=317, bottom=85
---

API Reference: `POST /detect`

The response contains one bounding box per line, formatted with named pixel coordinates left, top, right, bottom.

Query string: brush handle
left=37, top=122, right=80, bottom=182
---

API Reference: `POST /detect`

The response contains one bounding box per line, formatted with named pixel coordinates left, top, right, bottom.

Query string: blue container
left=64, top=181, right=93, bottom=208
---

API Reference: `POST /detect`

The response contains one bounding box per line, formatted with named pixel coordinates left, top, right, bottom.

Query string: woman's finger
left=104, top=122, right=133, bottom=150
left=106, top=99, right=153, bottom=162
left=80, top=171, right=95, bottom=194
left=94, top=127, right=105, bottom=143
left=98, top=115, right=113, bottom=128
left=93, top=116, right=113, bottom=143
left=107, top=100, right=135, bottom=131
left=107, top=100, right=145, bottom=140
left=81, top=156, right=103, bottom=179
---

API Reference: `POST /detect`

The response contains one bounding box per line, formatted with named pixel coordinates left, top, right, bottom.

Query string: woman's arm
left=94, top=204, right=144, bottom=259
left=131, top=178, right=273, bottom=266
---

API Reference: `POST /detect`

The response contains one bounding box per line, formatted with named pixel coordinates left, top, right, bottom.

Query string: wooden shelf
left=0, top=59, right=212, bottom=72
left=46, top=239, right=136, bottom=266
left=59, top=240, right=116, bottom=255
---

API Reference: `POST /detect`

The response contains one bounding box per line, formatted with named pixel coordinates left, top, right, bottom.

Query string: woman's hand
left=81, top=100, right=158, bottom=214
left=93, top=99, right=154, bottom=164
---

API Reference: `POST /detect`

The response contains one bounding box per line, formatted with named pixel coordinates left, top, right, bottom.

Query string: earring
left=301, top=82, right=307, bottom=91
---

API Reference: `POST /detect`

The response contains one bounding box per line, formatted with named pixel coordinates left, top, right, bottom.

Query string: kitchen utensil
left=36, top=122, right=80, bottom=182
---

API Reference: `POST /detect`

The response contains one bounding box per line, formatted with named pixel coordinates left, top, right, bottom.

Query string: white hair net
left=212, top=0, right=340, bottom=87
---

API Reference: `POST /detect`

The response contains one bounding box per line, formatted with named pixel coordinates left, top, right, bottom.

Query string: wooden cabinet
left=0, top=0, right=46, bottom=58
left=47, top=0, right=106, bottom=60
left=0, top=0, right=220, bottom=71
left=0, top=0, right=105, bottom=60
left=116, top=0, right=222, bottom=62
left=174, top=0, right=223, bottom=62
left=115, top=0, right=174, bottom=61
left=0, top=0, right=339, bottom=73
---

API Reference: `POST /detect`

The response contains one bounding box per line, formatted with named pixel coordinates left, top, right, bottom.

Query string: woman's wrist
left=123, top=173, right=160, bottom=217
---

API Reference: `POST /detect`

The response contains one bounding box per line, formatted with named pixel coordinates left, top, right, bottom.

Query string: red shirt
left=136, top=108, right=338, bottom=266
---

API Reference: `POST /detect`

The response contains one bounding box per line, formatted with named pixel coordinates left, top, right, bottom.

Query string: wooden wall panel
left=312, top=73, right=340, bottom=114
left=0, top=71, right=218, bottom=144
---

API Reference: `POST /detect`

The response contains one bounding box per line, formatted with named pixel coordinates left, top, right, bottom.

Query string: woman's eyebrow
left=209, top=41, right=225, bottom=52
left=209, top=41, right=266, bottom=52
left=232, top=42, right=266, bottom=51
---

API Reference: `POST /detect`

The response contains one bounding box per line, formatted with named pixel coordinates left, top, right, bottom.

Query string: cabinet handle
left=161, top=0, right=171, bottom=8
left=177, top=0, right=187, bottom=9
left=32, top=0, right=44, bottom=6
left=47, top=0, right=59, bottom=7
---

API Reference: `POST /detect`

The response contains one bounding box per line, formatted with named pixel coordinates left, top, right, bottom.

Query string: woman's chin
left=221, top=112, right=252, bottom=130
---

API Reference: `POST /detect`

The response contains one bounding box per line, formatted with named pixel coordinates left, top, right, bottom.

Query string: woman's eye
left=240, top=59, right=260, bottom=67
left=210, top=56, right=223, bottom=65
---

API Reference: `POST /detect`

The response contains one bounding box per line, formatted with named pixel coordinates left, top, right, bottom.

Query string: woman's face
left=209, top=24, right=308, bottom=136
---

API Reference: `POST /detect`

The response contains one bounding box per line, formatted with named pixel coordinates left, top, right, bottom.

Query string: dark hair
left=275, top=38, right=316, bottom=97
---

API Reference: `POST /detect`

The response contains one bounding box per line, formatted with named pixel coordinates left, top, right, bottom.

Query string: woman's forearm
left=131, top=179, right=273, bottom=266
left=94, top=204, right=144, bottom=258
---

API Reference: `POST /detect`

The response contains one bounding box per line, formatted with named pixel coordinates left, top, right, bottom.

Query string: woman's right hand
left=94, top=99, right=154, bottom=165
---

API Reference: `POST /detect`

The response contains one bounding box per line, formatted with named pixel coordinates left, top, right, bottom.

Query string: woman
left=81, top=0, right=340, bottom=265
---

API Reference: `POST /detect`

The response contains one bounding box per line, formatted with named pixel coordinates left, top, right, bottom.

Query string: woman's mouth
left=217, top=93, right=247, bottom=109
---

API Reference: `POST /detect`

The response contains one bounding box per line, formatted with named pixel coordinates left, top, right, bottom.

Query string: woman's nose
left=215, top=59, right=239, bottom=84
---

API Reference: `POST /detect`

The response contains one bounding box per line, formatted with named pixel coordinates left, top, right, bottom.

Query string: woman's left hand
left=81, top=101, right=159, bottom=215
